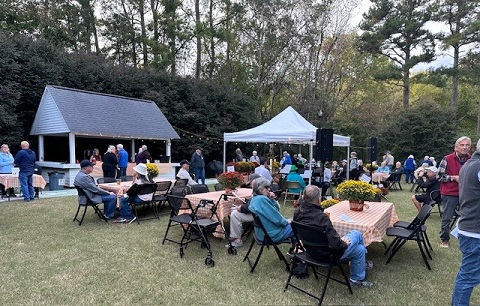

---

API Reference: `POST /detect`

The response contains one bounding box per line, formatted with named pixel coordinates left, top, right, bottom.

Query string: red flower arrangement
left=217, top=171, right=243, bottom=189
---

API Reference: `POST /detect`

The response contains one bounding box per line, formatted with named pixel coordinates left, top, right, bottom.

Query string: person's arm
left=79, top=175, right=110, bottom=195
left=438, top=157, right=454, bottom=182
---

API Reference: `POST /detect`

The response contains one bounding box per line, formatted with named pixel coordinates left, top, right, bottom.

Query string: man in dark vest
left=452, top=138, right=480, bottom=305
left=438, top=136, right=471, bottom=248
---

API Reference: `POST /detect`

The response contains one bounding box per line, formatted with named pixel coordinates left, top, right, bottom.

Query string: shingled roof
left=30, top=85, right=180, bottom=140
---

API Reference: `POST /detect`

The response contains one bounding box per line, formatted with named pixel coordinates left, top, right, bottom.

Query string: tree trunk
left=139, top=0, right=148, bottom=67
left=195, top=0, right=201, bottom=79
left=451, top=45, right=459, bottom=120
left=150, top=0, right=160, bottom=65
left=208, top=0, right=215, bottom=78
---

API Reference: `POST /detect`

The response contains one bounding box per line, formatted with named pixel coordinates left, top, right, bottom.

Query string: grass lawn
left=0, top=188, right=479, bottom=305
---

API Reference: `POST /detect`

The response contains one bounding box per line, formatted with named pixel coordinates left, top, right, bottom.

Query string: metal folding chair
left=73, top=186, right=108, bottom=225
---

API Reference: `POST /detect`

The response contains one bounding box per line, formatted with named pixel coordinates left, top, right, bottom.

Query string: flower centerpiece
left=365, top=163, right=378, bottom=172
left=217, top=171, right=243, bottom=193
left=236, top=161, right=255, bottom=173
left=321, top=198, right=340, bottom=209
left=146, top=163, right=159, bottom=178
left=337, top=180, right=378, bottom=211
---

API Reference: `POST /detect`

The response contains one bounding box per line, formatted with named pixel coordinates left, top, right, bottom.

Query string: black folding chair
left=387, top=173, right=403, bottom=191
left=120, top=175, right=134, bottom=182
left=428, top=189, right=442, bottom=216
left=284, top=221, right=353, bottom=305
left=162, top=195, right=219, bottom=267
left=153, top=180, right=172, bottom=213
left=126, top=183, right=158, bottom=223
left=385, top=205, right=433, bottom=270
left=96, top=177, right=116, bottom=184
left=169, top=185, right=191, bottom=197
left=243, top=214, right=291, bottom=273
left=190, top=184, right=209, bottom=194
left=173, top=179, right=188, bottom=187
left=73, top=186, right=108, bottom=225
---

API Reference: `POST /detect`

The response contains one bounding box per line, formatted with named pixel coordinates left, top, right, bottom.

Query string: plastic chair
left=243, top=214, right=291, bottom=273
left=284, top=221, right=353, bottom=305
left=385, top=205, right=433, bottom=270
left=73, top=186, right=108, bottom=225
left=283, top=181, right=303, bottom=206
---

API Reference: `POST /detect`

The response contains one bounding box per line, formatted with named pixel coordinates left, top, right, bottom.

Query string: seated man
left=411, top=166, right=441, bottom=211
left=254, top=157, right=273, bottom=182
left=372, top=161, right=390, bottom=183
left=312, top=162, right=332, bottom=199
left=248, top=177, right=296, bottom=253
left=386, top=161, right=404, bottom=185
left=293, top=185, right=373, bottom=287
left=74, top=160, right=118, bottom=220
left=286, top=165, right=306, bottom=194
left=176, top=159, right=197, bottom=187
left=227, top=173, right=260, bottom=248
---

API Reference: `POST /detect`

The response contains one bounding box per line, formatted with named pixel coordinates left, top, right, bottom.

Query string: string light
left=174, top=126, right=223, bottom=141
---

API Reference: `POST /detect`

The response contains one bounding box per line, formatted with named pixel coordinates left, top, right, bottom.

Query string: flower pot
left=349, top=199, right=365, bottom=211
left=224, top=187, right=233, bottom=194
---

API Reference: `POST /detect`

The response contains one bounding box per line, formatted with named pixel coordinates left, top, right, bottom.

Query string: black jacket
left=293, top=202, right=347, bottom=259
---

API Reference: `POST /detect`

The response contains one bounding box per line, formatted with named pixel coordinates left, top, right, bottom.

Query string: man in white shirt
left=176, top=160, right=198, bottom=187
left=254, top=158, right=273, bottom=182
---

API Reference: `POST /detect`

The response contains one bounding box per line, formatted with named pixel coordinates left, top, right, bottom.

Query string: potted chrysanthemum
left=337, top=180, right=378, bottom=211
left=217, top=171, right=243, bottom=194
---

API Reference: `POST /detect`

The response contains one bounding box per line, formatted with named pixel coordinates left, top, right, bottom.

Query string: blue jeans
left=340, top=230, right=367, bottom=281
left=118, top=167, right=127, bottom=178
left=19, top=172, right=34, bottom=200
left=440, top=195, right=459, bottom=242
left=101, top=194, right=118, bottom=218
left=193, top=167, right=205, bottom=184
left=278, top=223, right=297, bottom=243
left=119, top=196, right=139, bottom=219
left=452, top=234, right=480, bottom=306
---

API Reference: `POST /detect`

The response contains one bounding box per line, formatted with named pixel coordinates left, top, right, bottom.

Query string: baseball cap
left=426, top=166, right=438, bottom=173
left=246, top=173, right=261, bottom=185
left=180, top=159, right=190, bottom=166
left=80, top=160, right=95, bottom=168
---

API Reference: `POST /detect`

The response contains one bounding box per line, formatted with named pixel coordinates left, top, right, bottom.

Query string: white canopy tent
left=223, top=106, right=351, bottom=183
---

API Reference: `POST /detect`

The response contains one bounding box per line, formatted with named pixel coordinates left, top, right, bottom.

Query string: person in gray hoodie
left=14, top=141, right=37, bottom=202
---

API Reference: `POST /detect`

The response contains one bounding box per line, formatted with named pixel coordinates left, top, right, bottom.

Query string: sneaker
left=113, top=218, right=127, bottom=223
left=350, top=279, right=373, bottom=288
left=229, top=240, right=243, bottom=248
left=127, top=217, right=137, bottom=224
left=440, top=241, right=450, bottom=248
left=366, top=260, right=374, bottom=270
left=24, top=199, right=30, bottom=202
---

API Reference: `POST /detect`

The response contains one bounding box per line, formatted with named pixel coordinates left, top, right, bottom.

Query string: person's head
left=380, top=161, right=387, bottom=167
left=133, top=163, right=148, bottom=177
left=246, top=173, right=261, bottom=188
left=260, top=157, right=268, bottom=165
left=424, top=155, right=429, bottom=161
left=141, top=145, right=148, bottom=151
left=252, top=177, right=271, bottom=195
left=196, top=148, right=202, bottom=154
left=332, top=161, right=338, bottom=167
left=283, top=151, right=288, bottom=156
left=180, top=159, right=190, bottom=169
left=93, top=148, right=99, bottom=155
left=357, top=159, right=363, bottom=166
left=476, top=138, right=480, bottom=152
left=298, top=153, right=302, bottom=158
left=324, top=162, right=331, bottom=169
left=395, top=161, right=401, bottom=168
left=455, top=136, right=471, bottom=156
left=341, top=159, right=347, bottom=165
left=290, top=165, right=298, bottom=173
left=350, top=151, right=357, bottom=157
left=1, top=144, right=9, bottom=153
left=385, top=151, right=391, bottom=156
left=107, top=145, right=115, bottom=153
left=252, top=150, right=257, bottom=156
left=408, top=154, right=414, bottom=159
left=20, top=141, right=29, bottom=149
left=138, top=147, right=143, bottom=153
left=429, top=157, right=435, bottom=162
left=302, top=185, right=322, bottom=206
left=80, top=159, right=95, bottom=174
left=235, top=148, right=242, bottom=153
left=426, top=166, right=438, bottom=178
left=116, top=144, right=123, bottom=150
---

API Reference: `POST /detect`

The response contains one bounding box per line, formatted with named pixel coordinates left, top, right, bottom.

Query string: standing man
left=439, top=136, right=472, bottom=248
left=140, top=145, right=151, bottom=163
left=74, top=160, right=117, bottom=220
left=385, top=151, right=395, bottom=170
left=14, top=141, right=37, bottom=202
left=191, top=148, right=205, bottom=184
left=452, top=138, right=480, bottom=305
left=116, top=144, right=129, bottom=178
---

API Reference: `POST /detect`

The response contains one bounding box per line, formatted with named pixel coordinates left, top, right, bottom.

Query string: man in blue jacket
left=14, top=141, right=37, bottom=202
left=116, top=144, right=129, bottom=178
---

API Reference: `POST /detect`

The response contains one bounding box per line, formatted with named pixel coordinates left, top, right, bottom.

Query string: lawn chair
left=243, top=214, right=291, bottom=273
left=73, top=186, right=109, bottom=225
left=387, top=173, right=402, bottom=191
left=284, top=221, right=353, bottom=305
left=162, top=195, right=219, bottom=267
left=283, top=181, right=303, bottom=206
left=385, top=205, right=433, bottom=270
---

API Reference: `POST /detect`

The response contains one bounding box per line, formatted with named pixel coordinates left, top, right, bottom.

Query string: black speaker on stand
left=315, top=128, right=334, bottom=163
left=367, top=137, right=377, bottom=164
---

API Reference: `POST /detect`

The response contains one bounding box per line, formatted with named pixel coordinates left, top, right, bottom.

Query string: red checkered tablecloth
left=324, top=200, right=399, bottom=246
left=0, top=174, right=47, bottom=189
left=185, top=188, right=253, bottom=239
